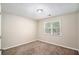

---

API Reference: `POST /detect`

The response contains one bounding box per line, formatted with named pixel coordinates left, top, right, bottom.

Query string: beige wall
left=0, top=15, right=1, bottom=36
left=38, top=13, right=78, bottom=50
left=78, top=12, right=79, bottom=50
left=2, top=14, right=37, bottom=49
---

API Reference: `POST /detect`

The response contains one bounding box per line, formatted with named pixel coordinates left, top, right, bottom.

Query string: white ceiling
left=1, top=3, right=79, bottom=20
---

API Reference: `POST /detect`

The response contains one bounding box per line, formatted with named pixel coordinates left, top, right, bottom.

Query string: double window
left=44, top=20, right=61, bottom=36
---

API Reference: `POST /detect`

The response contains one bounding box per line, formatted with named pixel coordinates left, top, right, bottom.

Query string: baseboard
left=39, top=39, right=79, bottom=52
left=2, top=40, right=36, bottom=50
left=2, top=39, right=79, bottom=52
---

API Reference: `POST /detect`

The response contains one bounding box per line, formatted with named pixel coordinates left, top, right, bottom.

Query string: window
left=45, top=23, right=51, bottom=33
left=44, top=20, right=61, bottom=36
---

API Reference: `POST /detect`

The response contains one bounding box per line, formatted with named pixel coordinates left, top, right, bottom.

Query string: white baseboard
left=2, top=39, right=79, bottom=52
left=39, top=39, right=79, bottom=52
left=2, top=40, right=36, bottom=50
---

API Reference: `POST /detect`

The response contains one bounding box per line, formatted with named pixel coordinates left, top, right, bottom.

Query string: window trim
left=44, top=19, right=62, bottom=37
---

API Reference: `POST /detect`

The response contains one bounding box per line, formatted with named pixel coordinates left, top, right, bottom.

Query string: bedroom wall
left=2, top=14, right=37, bottom=49
left=78, top=12, right=79, bottom=50
left=38, top=13, right=78, bottom=50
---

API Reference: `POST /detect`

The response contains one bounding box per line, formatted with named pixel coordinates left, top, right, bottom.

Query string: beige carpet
left=2, top=41, right=79, bottom=55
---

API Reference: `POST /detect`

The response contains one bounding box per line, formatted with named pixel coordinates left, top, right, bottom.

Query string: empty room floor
left=2, top=41, right=79, bottom=55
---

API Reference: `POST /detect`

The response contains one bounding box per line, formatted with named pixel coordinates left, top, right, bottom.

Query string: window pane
left=45, top=23, right=51, bottom=28
left=45, top=28, right=51, bottom=33
left=52, top=21, right=60, bottom=35
left=53, top=22, right=59, bottom=28
left=45, top=22, right=51, bottom=33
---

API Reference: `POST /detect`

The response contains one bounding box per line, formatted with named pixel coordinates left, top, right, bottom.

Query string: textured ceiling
left=1, top=3, right=79, bottom=20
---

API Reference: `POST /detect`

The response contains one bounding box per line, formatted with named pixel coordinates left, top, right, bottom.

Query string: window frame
left=44, top=19, right=62, bottom=36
